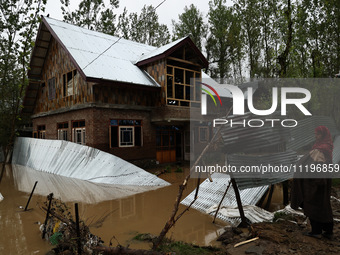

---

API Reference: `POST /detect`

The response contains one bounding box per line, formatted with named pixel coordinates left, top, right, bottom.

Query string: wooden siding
left=34, top=37, right=94, bottom=114
left=93, top=85, right=159, bottom=107
left=143, top=59, right=166, bottom=105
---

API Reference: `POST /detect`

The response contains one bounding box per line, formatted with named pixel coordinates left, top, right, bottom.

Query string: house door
left=156, top=126, right=183, bottom=164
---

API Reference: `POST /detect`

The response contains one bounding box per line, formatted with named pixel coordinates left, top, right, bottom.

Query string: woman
left=291, top=125, right=334, bottom=239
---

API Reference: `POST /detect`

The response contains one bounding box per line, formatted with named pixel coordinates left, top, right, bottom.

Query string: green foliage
left=175, top=166, right=183, bottom=173
left=60, top=0, right=119, bottom=35
left=172, top=4, right=208, bottom=51
left=0, top=0, right=45, bottom=158
left=117, top=5, right=170, bottom=47
left=165, top=165, right=171, bottom=173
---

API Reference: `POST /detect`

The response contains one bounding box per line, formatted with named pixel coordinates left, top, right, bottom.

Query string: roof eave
left=41, top=16, right=87, bottom=81
left=136, top=37, right=209, bottom=68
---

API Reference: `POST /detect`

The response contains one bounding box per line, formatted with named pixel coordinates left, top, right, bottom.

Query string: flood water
left=0, top=164, right=226, bottom=254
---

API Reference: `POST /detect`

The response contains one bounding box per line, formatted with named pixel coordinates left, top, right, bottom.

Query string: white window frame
left=119, top=126, right=134, bottom=147
left=72, top=127, right=86, bottom=145
left=58, top=129, right=68, bottom=141
left=39, top=131, right=46, bottom=139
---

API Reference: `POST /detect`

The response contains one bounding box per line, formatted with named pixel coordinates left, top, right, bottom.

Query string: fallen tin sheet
left=12, top=164, right=165, bottom=204
left=181, top=173, right=269, bottom=226
left=206, top=205, right=274, bottom=224
left=12, top=137, right=169, bottom=186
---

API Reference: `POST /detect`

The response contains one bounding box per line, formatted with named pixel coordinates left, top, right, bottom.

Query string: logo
left=200, top=83, right=222, bottom=115
left=201, top=85, right=311, bottom=116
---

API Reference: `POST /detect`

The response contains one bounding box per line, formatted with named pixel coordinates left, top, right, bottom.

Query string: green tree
left=234, top=0, right=262, bottom=79
left=172, top=4, right=208, bottom=51
left=207, top=0, right=234, bottom=80
left=60, top=0, right=119, bottom=35
left=0, top=0, right=46, bottom=164
left=117, top=5, right=170, bottom=47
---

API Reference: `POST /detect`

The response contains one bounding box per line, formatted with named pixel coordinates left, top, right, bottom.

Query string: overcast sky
left=44, top=0, right=233, bottom=29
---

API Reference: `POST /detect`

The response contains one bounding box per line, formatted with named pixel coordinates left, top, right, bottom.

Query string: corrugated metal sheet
left=220, top=112, right=290, bottom=153
left=287, top=115, right=339, bottom=151
left=12, top=137, right=169, bottom=186
left=136, top=37, right=187, bottom=63
left=181, top=173, right=269, bottom=226
left=45, top=17, right=159, bottom=87
left=206, top=205, right=273, bottom=224
left=12, top=164, right=163, bottom=204
left=228, top=151, right=297, bottom=189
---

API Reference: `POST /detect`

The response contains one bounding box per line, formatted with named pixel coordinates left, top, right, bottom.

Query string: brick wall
left=32, top=107, right=156, bottom=161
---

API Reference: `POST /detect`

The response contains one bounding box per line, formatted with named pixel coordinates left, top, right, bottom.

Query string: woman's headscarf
left=312, top=125, right=334, bottom=162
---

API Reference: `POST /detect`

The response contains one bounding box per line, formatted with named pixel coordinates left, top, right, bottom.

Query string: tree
left=117, top=5, right=170, bottom=47
left=0, top=0, right=46, bottom=165
left=233, top=0, right=262, bottom=79
left=60, top=0, right=119, bottom=35
left=206, top=0, right=234, bottom=80
left=172, top=4, right=208, bottom=51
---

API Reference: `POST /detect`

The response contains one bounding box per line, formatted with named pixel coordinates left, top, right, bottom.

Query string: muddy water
left=0, top=165, right=226, bottom=254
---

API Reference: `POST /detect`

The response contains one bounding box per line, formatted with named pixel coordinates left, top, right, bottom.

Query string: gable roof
left=29, top=17, right=208, bottom=87
left=135, top=37, right=208, bottom=68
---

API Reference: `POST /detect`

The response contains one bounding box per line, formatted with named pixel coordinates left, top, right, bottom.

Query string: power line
left=82, top=0, right=167, bottom=71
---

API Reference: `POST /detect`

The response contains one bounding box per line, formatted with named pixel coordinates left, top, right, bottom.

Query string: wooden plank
left=167, top=56, right=201, bottom=67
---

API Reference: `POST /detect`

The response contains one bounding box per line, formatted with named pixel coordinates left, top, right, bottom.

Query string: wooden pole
left=213, top=180, right=231, bottom=223
left=265, top=185, right=275, bottom=210
left=42, top=193, right=53, bottom=239
left=231, top=178, right=247, bottom=227
left=24, top=181, right=38, bottom=211
left=75, top=203, right=82, bottom=255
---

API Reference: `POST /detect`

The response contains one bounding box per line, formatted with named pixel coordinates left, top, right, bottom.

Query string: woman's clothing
left=291, top=126, right=334, bottom=235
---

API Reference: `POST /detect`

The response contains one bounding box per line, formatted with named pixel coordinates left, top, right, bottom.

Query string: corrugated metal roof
left=228, top=151, right=297, bottom=189
left=332, top=135, right=340, bottom=164
left=12, top=137, right=170, bottom=186
left=220, top=112, right=290, bottom=153
left=136, top=37, right=187, bottom=64
left=181, top=173, right=269, bottom=226
left=287, top=115, right=339, bottom=151
left=44, top=17, right=160, bottom=87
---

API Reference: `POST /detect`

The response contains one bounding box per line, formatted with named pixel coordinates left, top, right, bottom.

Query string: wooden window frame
left=62, top=69, right=77, bottom=97
left=166, top=64, right=201, bottom=107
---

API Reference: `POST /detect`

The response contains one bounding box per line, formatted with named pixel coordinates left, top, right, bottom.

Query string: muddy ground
left=216, top=185, right=340, bottom=255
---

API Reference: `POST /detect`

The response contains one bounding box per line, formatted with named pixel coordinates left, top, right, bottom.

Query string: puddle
left=0, top=164, right=226, bottom=253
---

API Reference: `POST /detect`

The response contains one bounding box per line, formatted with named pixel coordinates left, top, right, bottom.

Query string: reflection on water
left=12, top=164, right=164, bottom=203
left=0, top=164, right=226, bottom=254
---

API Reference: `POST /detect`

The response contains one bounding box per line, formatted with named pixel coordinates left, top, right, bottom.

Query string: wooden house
left=22, top=17, right=209, bottom=164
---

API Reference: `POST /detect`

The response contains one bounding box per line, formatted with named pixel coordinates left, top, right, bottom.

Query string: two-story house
left=22, top=17, right=209, bottom=164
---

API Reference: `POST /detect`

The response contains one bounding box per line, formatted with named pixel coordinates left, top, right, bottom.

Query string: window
left=63, top=70, right=77, bottom=97
left=57, top=122, right=69, bottom=141
left=37, top=125, right=46, bottom=139
left=166, top=65, right=201, bottom=107
left=110, top=120, right=142, bottom=147
left=48, top=77, right=56, bottom=100
left=72, top=120, right=85, bottom=145
left=199, top=127, right=209, bottom=142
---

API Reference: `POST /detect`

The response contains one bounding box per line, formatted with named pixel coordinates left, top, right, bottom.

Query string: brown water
left=0, top=165, right=226, bottom=254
